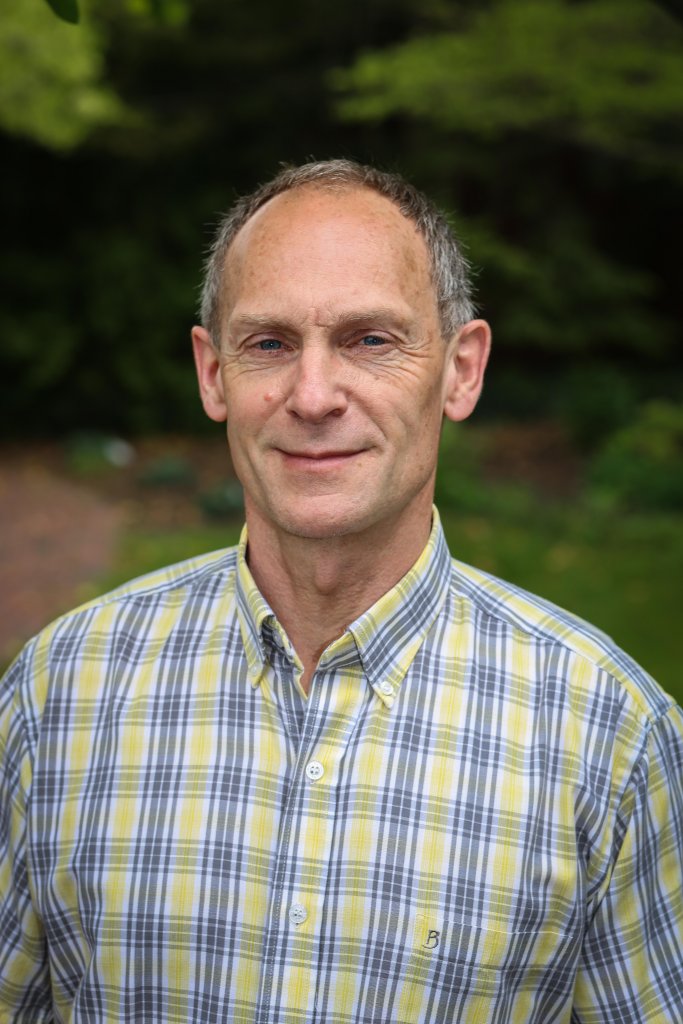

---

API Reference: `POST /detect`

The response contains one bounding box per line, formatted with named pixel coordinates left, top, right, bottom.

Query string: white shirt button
left=379, top=681, right=394, bottom=696
left=289, top=903, right=308, bottom=925
left=305, top=760, right=324, bottom=781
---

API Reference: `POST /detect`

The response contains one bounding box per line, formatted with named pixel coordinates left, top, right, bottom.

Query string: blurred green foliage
left=0, top=0, right=681, bottom=437
left=65, top=429, right=134, bottom=473
left=197, top=481, right=245, bottom=519
left=138, top=453, right=194, bottom=486
left=41, top=0, right=191, bottom=27
left=334, top=0, right=682, bottom=162
left=555, top=364, right=637, bottom=452
left=435, top=422, right=536, bottom=520
left=0, top=1, right=125, bottom=147
left=44, top=0, right=80, bottom=26
left=589, top=400, right=683, bottom=511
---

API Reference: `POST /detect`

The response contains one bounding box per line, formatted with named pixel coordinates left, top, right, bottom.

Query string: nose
left=284, top=347, right=348, bottom=423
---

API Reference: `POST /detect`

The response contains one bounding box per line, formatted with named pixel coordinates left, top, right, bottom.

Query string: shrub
left=555, top=363, right=637, bottom=452
left=589, top=400, right=683, bottom=511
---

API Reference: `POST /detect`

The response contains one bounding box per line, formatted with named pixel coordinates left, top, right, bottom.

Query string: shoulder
left=446, top=555, right=676, bottom=726
left=3, top=546, right=240, bottom=697
left=45, top=545, right=239, bottom=629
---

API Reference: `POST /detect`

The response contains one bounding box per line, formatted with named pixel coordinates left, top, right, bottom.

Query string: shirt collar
left=235, top=526, right=285, bottom=689
left=235, top=509, right=451, bottom=707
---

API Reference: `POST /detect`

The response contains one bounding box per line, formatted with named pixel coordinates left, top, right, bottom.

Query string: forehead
left=221, top=185, right=435, bottom=316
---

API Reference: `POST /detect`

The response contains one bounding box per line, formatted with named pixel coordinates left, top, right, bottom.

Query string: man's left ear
left=442, top=319, right=491, bottom=423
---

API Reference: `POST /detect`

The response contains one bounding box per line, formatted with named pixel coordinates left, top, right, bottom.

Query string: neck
left=245, top=500, right=433, bottom=693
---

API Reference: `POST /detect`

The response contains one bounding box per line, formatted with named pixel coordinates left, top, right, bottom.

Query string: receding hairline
left=229, top=179, right=426, bottom=256
left=214, top=181, right=435, bottom=339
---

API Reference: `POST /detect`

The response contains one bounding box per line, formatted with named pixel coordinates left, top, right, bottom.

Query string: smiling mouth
left=277, top=449, right=363, bottom=466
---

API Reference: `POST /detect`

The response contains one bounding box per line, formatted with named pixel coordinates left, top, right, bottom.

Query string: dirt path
left=0, top=461, right=124, bottom=665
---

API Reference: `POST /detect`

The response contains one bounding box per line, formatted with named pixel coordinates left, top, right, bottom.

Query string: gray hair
left=199, top=158, right=476, bottom=345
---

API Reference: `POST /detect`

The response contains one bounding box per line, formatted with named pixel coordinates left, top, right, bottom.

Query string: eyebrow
left=228, top=308, right=415, bottom=335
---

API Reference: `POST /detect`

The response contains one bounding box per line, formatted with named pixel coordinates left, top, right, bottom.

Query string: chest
left=29, top=654, right=586, bottom=1023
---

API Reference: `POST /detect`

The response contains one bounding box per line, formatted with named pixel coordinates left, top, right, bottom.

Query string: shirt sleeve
left=0, top=651, right=52, bottom=1022
left=573, top=702, right=683, bottom=1024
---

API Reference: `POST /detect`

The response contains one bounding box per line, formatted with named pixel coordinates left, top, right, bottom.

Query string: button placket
left=257, top=657, right=368, bottom=1020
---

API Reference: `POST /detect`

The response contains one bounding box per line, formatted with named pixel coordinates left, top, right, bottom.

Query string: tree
left=334, top=0, right=682, bottom=166
left=0, top=2, right=125, bottom=148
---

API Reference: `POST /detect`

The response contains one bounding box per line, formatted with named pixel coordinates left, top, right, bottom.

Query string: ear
left=191, top=326, right=228, bottom=423
left=442, top=319, right=491, bottom=423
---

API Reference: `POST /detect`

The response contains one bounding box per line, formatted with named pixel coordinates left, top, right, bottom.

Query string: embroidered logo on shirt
left=414, top=914, right=442, bottom=953
left=422, top=929, right=440, bottom=950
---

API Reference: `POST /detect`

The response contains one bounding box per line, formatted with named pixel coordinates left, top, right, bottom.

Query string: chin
left=268, top=498, right=381, bottom=541
left=277, top=514, right=364, bottom=541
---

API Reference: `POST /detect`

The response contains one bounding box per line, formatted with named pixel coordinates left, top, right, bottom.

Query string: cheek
left=398, top=381, right=445, bottom=434
left=223, top=377, right=277, bottom=423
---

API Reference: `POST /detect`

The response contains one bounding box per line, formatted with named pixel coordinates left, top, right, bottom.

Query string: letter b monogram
left=423, top=929, right=440, bottom=950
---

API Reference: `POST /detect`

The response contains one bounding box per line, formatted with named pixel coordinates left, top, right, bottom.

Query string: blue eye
left=258, top=339, right=282, bottom=350
left=360, top=335, right=385, bottom=347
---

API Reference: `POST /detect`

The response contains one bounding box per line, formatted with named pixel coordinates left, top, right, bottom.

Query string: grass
left=440, top=508, right=682, bottom=703
left=97, top=524, right=243, bottom=592
left=97, top=502, right=682, bottom=706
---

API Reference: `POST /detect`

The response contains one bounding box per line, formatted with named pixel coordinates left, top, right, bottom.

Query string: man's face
left=193, top=186, right=487, bottom=543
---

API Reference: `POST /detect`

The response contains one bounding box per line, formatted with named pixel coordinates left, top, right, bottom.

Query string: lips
left=276, top=448, right=364, bottom=468
left=280, top=450, right=358, bottom=459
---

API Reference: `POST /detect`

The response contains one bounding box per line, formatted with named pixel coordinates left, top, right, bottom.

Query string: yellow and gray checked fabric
left=1, top=509, right=682, bottom=1023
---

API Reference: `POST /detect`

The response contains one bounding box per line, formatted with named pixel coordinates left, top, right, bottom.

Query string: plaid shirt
left=1, top=510, right=682, bottom=1023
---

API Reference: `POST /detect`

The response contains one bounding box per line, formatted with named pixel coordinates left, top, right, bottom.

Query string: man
left=1, top=160, right=681, bottom=1023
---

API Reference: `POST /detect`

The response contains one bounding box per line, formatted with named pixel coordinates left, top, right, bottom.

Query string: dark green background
left=2, top=0, right=681, bottom=436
